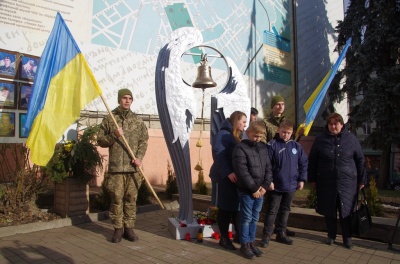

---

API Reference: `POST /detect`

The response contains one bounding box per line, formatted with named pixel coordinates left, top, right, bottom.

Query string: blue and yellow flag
left=25, top=13, right=102, bottom=166
left=296, top=38, right=352, bottom=137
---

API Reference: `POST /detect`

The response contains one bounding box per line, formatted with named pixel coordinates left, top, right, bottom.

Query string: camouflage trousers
left=106, top=172, right=142, bottom=229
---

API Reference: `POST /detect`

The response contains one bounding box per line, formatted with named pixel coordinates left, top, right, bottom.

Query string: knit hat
left=118, top=88, right=132, bottom=102
left=270, top=95, right=284, bottom=109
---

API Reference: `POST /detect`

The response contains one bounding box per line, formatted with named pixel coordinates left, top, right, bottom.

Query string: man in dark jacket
left=308, top=113, right=365, bottom=249
left=97, top=88, right=149, bottom=243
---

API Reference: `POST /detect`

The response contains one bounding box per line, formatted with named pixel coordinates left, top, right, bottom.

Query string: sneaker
left=219, top=237, right=236, bottom=250
left=259, top=233, right=270, bottom=248
left=240, top=243, right=255, bottom=259
left=343, top=238, right=353, bottom=249
left=123, top=228, right=139, bottom=242
left=276, top=231, right=293, bottom=245
left=112, top=228, right=123, bottom=243
left=249, top=241, right=263, bottom=257
left=325, top=238, right=335, bottom=245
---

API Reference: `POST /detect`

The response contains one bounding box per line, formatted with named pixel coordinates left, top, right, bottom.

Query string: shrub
left=165, top=160, right=178, bottom=199
left=307, top=186, right=317, bottom=208
left=0, top=144, right=52, bottom=215
left=193, top=170, right=208, bottom=195
left=366, top=178, right=383, bottom=216
left=137, top=181, right=151, bottom=205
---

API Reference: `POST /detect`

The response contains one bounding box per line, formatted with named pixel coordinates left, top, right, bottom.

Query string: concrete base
left=167, top=217, right=235, bottom=240
left=168, top=218, right=218, bottom=240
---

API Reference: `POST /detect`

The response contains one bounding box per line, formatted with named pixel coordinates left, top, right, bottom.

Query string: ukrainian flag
left=25, top=13, right=102, bottom=166
left=296, top=38, right=352, bottom=137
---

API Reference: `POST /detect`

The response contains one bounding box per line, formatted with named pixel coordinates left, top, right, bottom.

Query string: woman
left=210, top=111, right=247, bottom=250
left=308, top=113, right=365, bottom=249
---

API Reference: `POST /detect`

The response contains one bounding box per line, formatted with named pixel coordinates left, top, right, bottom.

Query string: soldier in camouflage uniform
left=262, top=95, right=286, bottom=143
left=97, top=88, right=149, bottom=243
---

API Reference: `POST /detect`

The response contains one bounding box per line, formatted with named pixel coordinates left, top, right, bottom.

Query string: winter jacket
left=267, top=136, right=308, bottom=192
left=232, top=139, right=273, bottom=194
left=209, top=118, right=239, bottom=211
left=308, top=125, right=365, bottom=218
left=97, top=107, right=149, bottom=173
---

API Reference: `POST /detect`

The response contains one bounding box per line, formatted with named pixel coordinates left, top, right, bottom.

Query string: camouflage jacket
left=97, top=107, right=149, bottom=173
left=262, top=112, right=285, bottom=143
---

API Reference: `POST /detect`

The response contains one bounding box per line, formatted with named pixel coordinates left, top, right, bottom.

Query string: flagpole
left=99, top=94, right=165, bottom=210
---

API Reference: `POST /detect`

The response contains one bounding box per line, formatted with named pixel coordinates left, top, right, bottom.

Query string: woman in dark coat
left=210, top=111, right=247, bottom=250
left=308, top=113, right=365, bottom=249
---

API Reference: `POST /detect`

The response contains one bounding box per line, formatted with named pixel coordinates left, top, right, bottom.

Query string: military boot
left=112, top=228, right=123, bottom=243
left=276, top=231, right=293, bottom=245
left=124, top=228, right=139, bottom=242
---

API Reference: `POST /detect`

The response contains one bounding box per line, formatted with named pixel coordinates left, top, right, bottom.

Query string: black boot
left=112, top=228, right=123, bottom=243
left=240, top=243, right=255, bottom=259
left=249, top=241, right=263, bottom=257
left=124, top=228, right=139, bottom=242
left=274, top=228, right=295, bottom=237
left=343, top=238, right=353, bottom=249
left=276, top=231, right=293, bottom=245
left=219, top=237, right=236, bottom=250
left=259, top=233, right=270, bottom=248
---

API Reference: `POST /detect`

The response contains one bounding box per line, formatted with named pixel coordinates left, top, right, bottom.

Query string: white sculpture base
left=168, top=218, right=235, bottom=240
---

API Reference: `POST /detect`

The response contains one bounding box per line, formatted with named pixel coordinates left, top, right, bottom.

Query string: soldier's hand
left=133, top=158, right=142, bottom=167
left=114, top=127, right=123, bottom=138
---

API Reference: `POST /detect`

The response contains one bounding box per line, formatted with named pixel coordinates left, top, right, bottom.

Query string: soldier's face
left=4, top=58, right=10, bottom=67
left=272, top=102, right=285, bottom=116
left=119, top=95, right=133, bottom=110
left=1, top=90, right=9, bottom=97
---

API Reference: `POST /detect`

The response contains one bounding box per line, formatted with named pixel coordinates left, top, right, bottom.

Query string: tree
left=333, top=0, right=400, bottom=188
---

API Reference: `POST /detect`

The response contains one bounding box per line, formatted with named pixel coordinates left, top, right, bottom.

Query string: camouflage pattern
left=105, top=172, right=142, bottom=228
left=97, top=107, right=149, bottom=172
left=97, top=107, right=148, bottom=228
left=262, top=112, right=285, bottom=143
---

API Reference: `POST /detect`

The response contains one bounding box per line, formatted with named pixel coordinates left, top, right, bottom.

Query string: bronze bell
left=192, top=54, right=217, bottom=88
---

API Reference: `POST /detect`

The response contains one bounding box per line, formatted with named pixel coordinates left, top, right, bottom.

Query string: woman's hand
left=227, top=173, right=237, bottom=183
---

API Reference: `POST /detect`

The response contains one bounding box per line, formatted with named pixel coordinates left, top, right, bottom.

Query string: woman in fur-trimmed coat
left=308, top=113, right=365, bottom=249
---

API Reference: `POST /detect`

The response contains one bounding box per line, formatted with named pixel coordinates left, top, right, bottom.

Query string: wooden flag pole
left=99, top=94, right=165, bottom=209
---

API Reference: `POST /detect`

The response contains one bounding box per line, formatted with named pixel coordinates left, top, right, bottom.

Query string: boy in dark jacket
left=260, top=120, right=308, bottom=246
left=233, top=120, right=273, bottom=259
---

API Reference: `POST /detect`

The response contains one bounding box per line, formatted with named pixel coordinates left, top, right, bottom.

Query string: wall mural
left=0, top=0, right=294, bottom=143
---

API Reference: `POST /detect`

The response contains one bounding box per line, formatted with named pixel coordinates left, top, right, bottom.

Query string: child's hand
left=297, top=182, right=304, bottom=190
left=259, top=187, right=266, bottom=196
left=252, top=190, right=262, bottom=198
left=269, top=182, right=275, bottom=191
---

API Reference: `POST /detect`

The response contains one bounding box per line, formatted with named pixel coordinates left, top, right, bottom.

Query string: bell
left=192, top=54, right=217, bottom=88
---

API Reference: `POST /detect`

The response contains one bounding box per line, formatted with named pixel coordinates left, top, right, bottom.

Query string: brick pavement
left=1, top=208, right=400, bottom=264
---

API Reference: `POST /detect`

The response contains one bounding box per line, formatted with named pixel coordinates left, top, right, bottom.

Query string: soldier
left=0, top=56, right=15, bottom=75
left=97, top=88, right=149, bottom=243
left=262, top=95, right=285, bottom=143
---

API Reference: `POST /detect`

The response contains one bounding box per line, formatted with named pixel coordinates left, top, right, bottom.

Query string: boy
left=233, top=120, right=273, bottom=259
left=260, top=120, right=308, bottom=246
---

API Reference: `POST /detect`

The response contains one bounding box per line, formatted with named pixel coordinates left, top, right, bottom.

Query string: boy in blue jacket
left=259, top=120, right=308, bottom=246
left=233, top=120, right=273, bottom=259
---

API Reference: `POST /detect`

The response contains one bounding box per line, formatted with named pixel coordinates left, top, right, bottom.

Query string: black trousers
left=217, top=209, right=239, bottom=239
left=325, top=196, right=352, bottom=241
